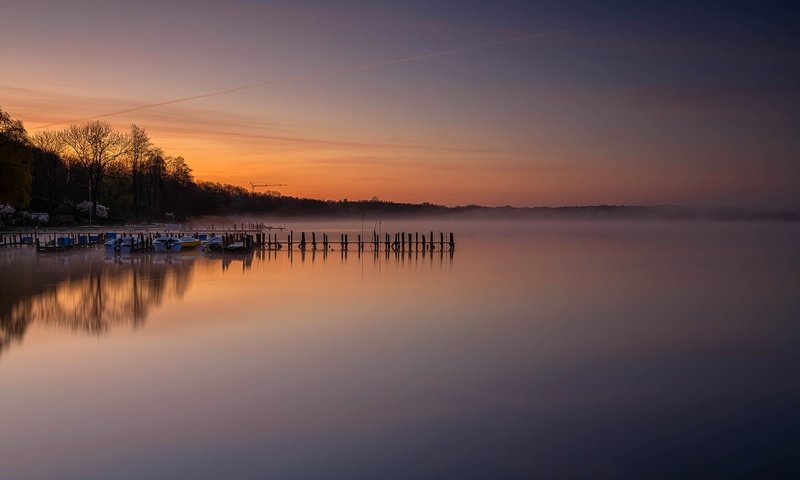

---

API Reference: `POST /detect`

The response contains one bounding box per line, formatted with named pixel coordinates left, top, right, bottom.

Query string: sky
left=1, top=0, right=798, bottom=207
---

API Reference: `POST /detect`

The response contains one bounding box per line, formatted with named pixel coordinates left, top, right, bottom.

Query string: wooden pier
left=266, top=231, right=456, bottom=253
left=1, top=227, right=455, bottom=254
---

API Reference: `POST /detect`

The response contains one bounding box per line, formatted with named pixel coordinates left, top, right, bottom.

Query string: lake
left=1, top=219, right=799, bottom=479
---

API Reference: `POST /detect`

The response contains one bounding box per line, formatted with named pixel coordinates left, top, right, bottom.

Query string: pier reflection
left=0, top=249, right=195, bottom=357
left=271, top=246, right=454, bottom=267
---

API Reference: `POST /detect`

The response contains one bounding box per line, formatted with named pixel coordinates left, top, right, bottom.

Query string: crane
left=250, top=182, right=287, bottom=194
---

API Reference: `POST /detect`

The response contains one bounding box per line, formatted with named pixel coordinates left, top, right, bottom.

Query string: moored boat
left=224, top=241, right=248, bottom=253
left=152, top=236, right=182, bottom=253
left=201, top=235, right=224, bottom=252
left=104, top=236, right=143, bottom=254
left=179, top=236, right=201, bottom=249
left=118, top=236, right=143, bottom=254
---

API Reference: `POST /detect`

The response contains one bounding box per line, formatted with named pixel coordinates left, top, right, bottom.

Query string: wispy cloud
left=1, top=85, right=515, bottom=154
left=28, top=28, right=572, bottom=129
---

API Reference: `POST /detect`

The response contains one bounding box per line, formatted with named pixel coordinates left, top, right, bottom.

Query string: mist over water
left=1, top=219, right=799, bottom=479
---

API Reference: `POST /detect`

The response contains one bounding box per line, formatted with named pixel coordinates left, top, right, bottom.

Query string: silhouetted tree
left=0, top=108, right=32, bottom=207
left=128, top=124, right=150, bottom=219
left=142, top=146, right=167, bottom=218
left=30, top=131, right=68, bottom=212
left=60, top=121, right=129, bottom=222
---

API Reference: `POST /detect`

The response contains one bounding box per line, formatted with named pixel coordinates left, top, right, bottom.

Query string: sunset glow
left=2, top=1, right=797, bottom=206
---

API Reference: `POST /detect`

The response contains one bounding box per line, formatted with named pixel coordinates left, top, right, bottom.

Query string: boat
left=179, top=236, right=201, bottom=249
left=118, top=236, right=143, bottom=254
left=104, top=236, right=143, bottom=254
left=201, top=235, right=224, bottom=253
left=104, top=238, right=118, bottom=251
left=224, top=241, right=248, bottom=253
left=152, top=236, right=182, bottom=253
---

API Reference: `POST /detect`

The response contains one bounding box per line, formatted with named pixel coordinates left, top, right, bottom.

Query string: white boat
left=118, top=236, right=142, bottom=254
left=224, top=241, right=248, bottom=253
left=152, top=236, right=182, bottom=253
left=201, top=235, right=224, bottom=252
left=104, top=236, right=142, bottom=254
left=201, top=234, right=224, bottom=245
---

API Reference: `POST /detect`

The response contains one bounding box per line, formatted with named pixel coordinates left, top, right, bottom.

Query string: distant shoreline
left=4, top=202, right=798, bottom=229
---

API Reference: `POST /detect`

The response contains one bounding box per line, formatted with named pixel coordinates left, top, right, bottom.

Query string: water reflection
left=0, top=247, right=454, bottom=357
left=0, top=249, right=195, bottom=357
left=1, top=221, right=799, bottom=479
left=203, top=250, right=256, bottom=272
left=276, top=246, right=454, bottom=266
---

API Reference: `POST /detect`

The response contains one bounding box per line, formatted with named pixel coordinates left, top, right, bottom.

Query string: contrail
left=33, top=29, right=572, bottom=129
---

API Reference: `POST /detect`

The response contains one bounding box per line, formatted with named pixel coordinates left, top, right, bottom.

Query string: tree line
left=0, top=107, right=450, bottom=223
left=0, top=108, right=199, bottom=222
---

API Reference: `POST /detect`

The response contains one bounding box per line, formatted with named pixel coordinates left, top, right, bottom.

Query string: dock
left=0, top=226, right=455, bottom=254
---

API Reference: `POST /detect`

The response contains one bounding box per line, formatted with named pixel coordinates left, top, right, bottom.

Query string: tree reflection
left=0, top=250, right=194, bottom=357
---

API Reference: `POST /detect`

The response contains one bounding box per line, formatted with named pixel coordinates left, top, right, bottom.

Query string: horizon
left=2, top=1, right=798, bottom=208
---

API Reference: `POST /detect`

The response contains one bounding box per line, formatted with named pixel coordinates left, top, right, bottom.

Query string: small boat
left=153, top=236, right=182, bottom=253
left=179, top=236, right=201, bottom=249
left=118, top=236, right=143, bottom=254
left=201, top=235, right=224, bottom=252
left=104, top=236, right=143, bottom=254
left=224, top=241, right=248, bottom=253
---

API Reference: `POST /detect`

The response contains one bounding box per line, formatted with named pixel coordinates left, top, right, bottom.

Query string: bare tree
left=29, top=130, right=64, bottom=155
left=30, top=130, right=67, bottom=212
left=60, top=121, right=129, bottom=222
left=128, top=124, right=150, bottom=219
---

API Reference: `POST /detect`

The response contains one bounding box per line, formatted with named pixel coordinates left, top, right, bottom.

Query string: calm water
left=1, top=220, right=799, bottom=479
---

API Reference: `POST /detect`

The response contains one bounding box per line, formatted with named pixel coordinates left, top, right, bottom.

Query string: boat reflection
left=0, top=249, right=195, bottom=357
left=201, top=250, right=255, bottom=272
